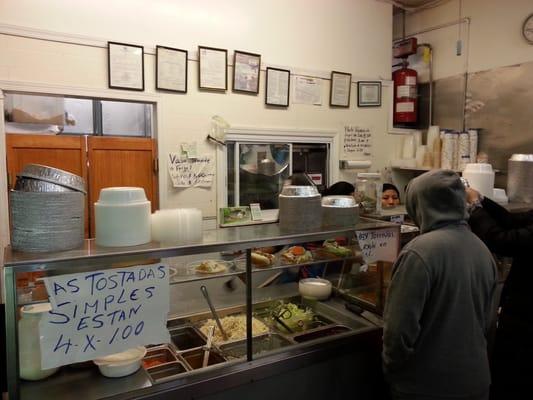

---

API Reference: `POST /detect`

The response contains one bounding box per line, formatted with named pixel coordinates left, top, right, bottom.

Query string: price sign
left=40, top=264, right=170, bottom=369
left=356, top=228, right=398, bottom=264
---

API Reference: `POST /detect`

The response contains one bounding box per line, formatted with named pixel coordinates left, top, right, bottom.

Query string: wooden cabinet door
left=87, top=136, right=158, bottom=237
left=6, top=133, right=89, bottom=237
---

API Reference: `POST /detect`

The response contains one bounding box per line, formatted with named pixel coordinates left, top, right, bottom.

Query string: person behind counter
left=383, top=170, right=497, bottom=400
left=322, top=181, right=355, bottom=196
left=382, top=183, right=400, bottom=208
left=466, top=188, right=533, bottom=399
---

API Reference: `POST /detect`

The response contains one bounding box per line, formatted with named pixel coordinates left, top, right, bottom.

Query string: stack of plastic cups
left=468, top=129, right=478, bottom=163
left=441, top=131, right=455, bottom=170
left=457, top=132, right=471, bottom=171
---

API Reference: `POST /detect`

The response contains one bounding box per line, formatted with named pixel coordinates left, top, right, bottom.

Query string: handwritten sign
left=343, top=125, right=372, bottom=159
left=168, top=153, right=215, bottom=187
left=356, top=227, right=398, bottom=264
left=40, top=264, right=170, bottom=369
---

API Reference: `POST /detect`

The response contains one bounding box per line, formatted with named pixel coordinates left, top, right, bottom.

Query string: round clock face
left=523, top=14, right=533, bottom=44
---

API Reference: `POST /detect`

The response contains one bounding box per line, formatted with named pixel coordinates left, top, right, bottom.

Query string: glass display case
left=3, top=219, right=400, bottom=400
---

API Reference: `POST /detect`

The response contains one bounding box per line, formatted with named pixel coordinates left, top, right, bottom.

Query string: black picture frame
left=232, top=50, right=261, bottom=94
left=198, top=45, right=228, bottom=91
left=357, top=81, right=382, bottom=107
left=265, top=67, right=290, bottom=107
left=329, top=71, right=352, bottom=107
left=107, top=41, right=145, bottom=91
left=156, top=45, right=188, bottom=93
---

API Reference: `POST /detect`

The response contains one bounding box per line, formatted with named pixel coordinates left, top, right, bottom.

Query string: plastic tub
left=93, top=346, right=147, bottom=378
left=299, top=278, right=332, bottom=300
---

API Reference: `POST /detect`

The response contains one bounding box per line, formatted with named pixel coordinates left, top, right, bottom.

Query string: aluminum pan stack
left=278, top=186, right=322, bottom=232
left=10, top=164, right=86, bottom=252
left=507, top=154, right=533, bottom=203
left=322, top=196, right=359, bottom=228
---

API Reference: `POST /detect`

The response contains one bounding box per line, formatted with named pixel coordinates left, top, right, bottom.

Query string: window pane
left=101, top=101, right=151, bottom=137
left=62, top=98, right=94, bottom=134
left=5, top=93, right=65, bottom=134
left=238, top=143, right=291, bottom=209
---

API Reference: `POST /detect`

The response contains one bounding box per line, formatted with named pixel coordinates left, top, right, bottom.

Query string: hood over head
left=405, top=170, right=468, bottom=233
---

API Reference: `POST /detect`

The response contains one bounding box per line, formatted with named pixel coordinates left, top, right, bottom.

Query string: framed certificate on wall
left=265, top=67, right=290, bottom=107
left=156, top=45, right=188, bottom=93
left=357, top=81, right=382, bottom=107
left=198, top=46, right=228, bottom=91
left=108, top=42, right=144, bottom=91
left=233, top=50, right=261, bottom=94
left=330, top=71, right=352, bottom=107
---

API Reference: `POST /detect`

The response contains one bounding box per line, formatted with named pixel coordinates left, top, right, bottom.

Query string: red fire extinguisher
left=393, top=60, right=418, bottom=124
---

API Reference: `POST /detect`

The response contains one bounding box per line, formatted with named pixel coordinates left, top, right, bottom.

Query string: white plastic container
left=299, top=278, right=332, bottom=300
left=151, top=208, right=203, bottom=243
left=95, top=187, right=151, bottom=247
left=462, top=163, right=495, bottom=198
left=493, top=188, right=509, bottom=205
left=93, top=346, right=146, bottom=378
left=19, top=303, right=59, bottom=381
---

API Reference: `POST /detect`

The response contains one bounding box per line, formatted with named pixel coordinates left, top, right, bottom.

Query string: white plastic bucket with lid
left=19, top=303, right=59, bottom=380
left=462, top=163, right=495, bottom=198
left=94, top=187, right=151, bottom=247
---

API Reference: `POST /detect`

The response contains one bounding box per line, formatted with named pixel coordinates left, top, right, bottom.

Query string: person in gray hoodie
left=382, top=170, right=497, bottom=400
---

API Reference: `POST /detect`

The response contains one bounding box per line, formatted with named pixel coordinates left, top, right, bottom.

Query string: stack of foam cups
left=151, top=208, right=203, bottom=243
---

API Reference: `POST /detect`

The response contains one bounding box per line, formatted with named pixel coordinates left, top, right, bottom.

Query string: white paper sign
left=343, top=125, right=372, bottom=159
left=356, top=228, right=398, bottom=264
left=40, top=264, right=170, bottom=369
left=168, top=153, right=215, bottom=187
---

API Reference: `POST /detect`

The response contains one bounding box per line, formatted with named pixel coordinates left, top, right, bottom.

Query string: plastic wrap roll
left=458, top=132, right=470, bottom=171
left=413, top=130, right=422, bottom=150
left=508, top=155, right=533, bottom=203
left=416, top=145, right=427, bottom=168
left=402, top=134, right=416, bottom=159
left=441, top=133, right=454, bottom=170
left=468, top=129, right=478, bottom=163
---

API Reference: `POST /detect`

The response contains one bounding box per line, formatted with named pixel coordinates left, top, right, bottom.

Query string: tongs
left=200, top=285, right=228, bottom=341
left=202, top=325, right=215, bottom=368
left=273, top=313, right=294, bottom=334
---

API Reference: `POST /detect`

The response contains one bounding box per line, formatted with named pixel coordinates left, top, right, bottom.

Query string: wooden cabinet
left=6, top=133, right=158, bottom=238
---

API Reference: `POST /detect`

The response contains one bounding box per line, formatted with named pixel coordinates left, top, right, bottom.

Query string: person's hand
left=466, top=187, right=481, bottom=204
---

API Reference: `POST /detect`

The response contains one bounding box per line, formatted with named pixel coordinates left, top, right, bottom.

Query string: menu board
left=39, top=264, right=170, bottom=369
left=343, top=125, right=372, bottom=159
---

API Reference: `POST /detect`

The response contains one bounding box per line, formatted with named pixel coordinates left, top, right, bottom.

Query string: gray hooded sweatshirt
left=382, top=170, right=497, bottom=398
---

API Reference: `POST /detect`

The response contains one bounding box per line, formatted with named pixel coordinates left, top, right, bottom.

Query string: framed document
left=232, top=50, right=261, bottom=94
left=156, top=45, right=188, bottom=93
left=330, top=71, right=352, bottom=107
left=265, top=67, right=290, bottom=107
left=108, top=42, right=144, bottom=91
left=357, top=81, right=382, bottom=107
left=198, top=46, right=228, bottom=91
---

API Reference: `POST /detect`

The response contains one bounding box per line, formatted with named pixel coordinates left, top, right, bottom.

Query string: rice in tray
left=199, top=315, right=269, bottom=344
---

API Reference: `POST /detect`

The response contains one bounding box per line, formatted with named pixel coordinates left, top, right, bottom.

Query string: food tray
left=146, top=361, right=189, bottom=384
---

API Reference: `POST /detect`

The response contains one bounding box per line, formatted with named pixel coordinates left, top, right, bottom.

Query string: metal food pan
left=15, top=176, right=76, bottom=192
left=19, top=164, right=86, bottom=193
left=146, top=361, right=188, bottom=384
left=180, top=348, right=226, bottom=370
left=169, top=326, right=206, bottom=352
left=218, top=333, right=294, bottom=360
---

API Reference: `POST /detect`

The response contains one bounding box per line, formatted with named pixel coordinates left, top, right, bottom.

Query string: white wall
left=0, top=0, right=398, bottom=220
left=394, top=0, right=533, bottom=78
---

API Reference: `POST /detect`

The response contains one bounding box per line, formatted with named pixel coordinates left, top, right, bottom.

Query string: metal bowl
left=18, top=164, right=86, bottom=194
left=510, top=154, right=533, bottom=162
left=321, top=196, right=357, bottom=208
left=279, top=185, right=320, bottom=197
left=15, top=176, right=75, bottom=192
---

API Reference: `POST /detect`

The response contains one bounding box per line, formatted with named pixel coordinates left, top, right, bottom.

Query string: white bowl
left=93, top=346, right=146, bottom=378
left=299, top=278, right=332, bottom=300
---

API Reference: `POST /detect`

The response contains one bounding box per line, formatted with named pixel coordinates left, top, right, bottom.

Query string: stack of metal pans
left=321, top=196, right=359, bottom=228
left=10, top=164, right=86, bottom=252
left=278, top=185, right=322, bottom=232
left=507, top=154, right=533, bottom=203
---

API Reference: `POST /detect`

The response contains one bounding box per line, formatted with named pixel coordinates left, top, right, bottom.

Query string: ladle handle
left=200, top=285, right=228, bottom=341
